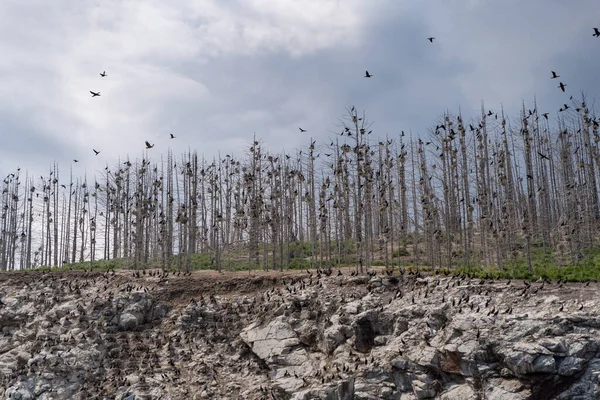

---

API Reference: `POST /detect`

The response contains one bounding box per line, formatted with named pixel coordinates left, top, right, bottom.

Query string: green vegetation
left=38, top=241, right=600, bottom=283
left=452, top=248, right=600, bottom=282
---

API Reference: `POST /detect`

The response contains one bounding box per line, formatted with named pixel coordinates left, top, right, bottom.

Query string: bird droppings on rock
left=0, top=268, right=600, bottom=399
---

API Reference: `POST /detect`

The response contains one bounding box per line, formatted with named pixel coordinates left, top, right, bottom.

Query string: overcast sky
left=0, top=0, right=598, bottom=180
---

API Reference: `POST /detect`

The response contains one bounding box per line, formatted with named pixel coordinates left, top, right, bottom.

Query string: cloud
left=0, top=0, right=598, bottom=180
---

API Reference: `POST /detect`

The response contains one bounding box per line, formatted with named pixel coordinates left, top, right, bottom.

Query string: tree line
left=1, top=98, right=598, bottom=273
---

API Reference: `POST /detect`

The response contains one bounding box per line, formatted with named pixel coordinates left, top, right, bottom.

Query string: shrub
left=393, top=247, right=409, bottom=257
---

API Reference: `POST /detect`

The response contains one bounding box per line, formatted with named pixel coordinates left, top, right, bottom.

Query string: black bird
left=90, top=91, right=101, bottom=97
left=73, top=159, right=79, bottom=163
left=100, top=71, right=107, bottom=77
left=594, top=28, right=600, bottom=37
left=93, top=149, right=100, bottom=156
left=538, top=152, right=549, bottom=160
left=364, top=70, right=372, bottom=78
left=542, top=113, right=549, bottom=120
left=550, top=71, right=560, bottom=79
left=299, top=127, right=306, bottom=133
left=558, top=82, right=567, bottom=92
left=427, top=37, right=435, bottom=43
left=145, top=141, right=154, bottom=149
left=170, top=133, right=176, bottom=139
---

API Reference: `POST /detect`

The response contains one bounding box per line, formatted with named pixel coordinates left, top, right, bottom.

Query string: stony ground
left=0, top=267, right=599, bottom=400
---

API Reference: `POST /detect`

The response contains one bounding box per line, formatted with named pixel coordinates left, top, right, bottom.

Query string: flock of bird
left=297, top=28, right=598, bottom=134
left=87, top=69, right=174, bottom=159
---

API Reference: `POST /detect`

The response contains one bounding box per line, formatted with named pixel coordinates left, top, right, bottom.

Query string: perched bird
left=558, top=82, right=567, bottom=92
left=594, top=28, right=600, bottom=37
left=542, top=113, right=549, bottom=120
left=427, top=37, right=435, bottom=43
left=100, top=71, right=107, bottom=77
left=90, top=91, right=101, bottom=97
left=145, top=141, right=154, bottom=149
left=551, top=71, right=560, bottom=79
left=93, top=149, right=100, bottom=155
left=170, top=133, right=176, bottom=139
left=299, top=127, right=307, bottom=133
left=364, top=70, right=372, bottom=78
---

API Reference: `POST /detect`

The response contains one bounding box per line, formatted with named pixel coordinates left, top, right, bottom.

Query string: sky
left=0, top=0, right=599, bottom=180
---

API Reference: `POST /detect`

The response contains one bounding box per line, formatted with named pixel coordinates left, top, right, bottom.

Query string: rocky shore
left=0, top=269, right=599, bottom=399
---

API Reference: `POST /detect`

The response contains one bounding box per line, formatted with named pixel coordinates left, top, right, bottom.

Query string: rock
left=351, top=311, right=378, bottom=352
left=485, top=378, right=531, bottom=400
left=338, top=377, right=355, bottom=400
left=119, top=312, right=139, bottom=330
left=241, top=316, right=316, bottom=382
left=297, top=322, right=319, bottom=346
left=412, top=377, right=439, bottom=399
left=539, top=338, right=567, bottom=353
left=558, top=356, right=587, bottom=376
left=439, top=384, right=475, bottom=400
left=532, top=354, right=556, bottom=373
left=393, top=318, right=409, bottom=335
left=380, top=386, right=394, bottom=398
left=5, top=385, right=34, bottom=400
left=241, top=317, right=299, bottom=360
left=2, top=271, right=600, bottom=399
left=500, top=347, right=557, bottom=376
left=323, top=322, right=349, bottom=354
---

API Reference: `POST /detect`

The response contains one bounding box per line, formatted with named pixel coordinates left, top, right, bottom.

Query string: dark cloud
left=0, top=0, right=598, bottom=178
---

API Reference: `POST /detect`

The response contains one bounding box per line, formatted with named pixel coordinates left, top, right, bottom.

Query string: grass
left=451, top=248, right=600, bottom=282
left=18, top=242, right=600, bottom=282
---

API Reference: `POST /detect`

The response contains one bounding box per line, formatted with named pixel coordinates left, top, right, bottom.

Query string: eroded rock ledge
left=0, top=269, right=599, bottom=399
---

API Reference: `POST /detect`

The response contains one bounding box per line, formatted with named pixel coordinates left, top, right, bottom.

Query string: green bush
left=393, top=247, right=409, bottom=257
left=451, top=247, right=600, bottom=282
left=288, top=241, right=313, bottom=259
left=288, top=258, right=311, bottom=270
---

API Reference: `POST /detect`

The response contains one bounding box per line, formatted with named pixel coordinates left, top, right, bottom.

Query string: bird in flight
left=593, top=28, right=600, bottom=37
left=93, top=149, right=100, bottom=155
left=558, top=82, right=567, bottom=92
left=100, top=71, right=107, bottom=77
left=538, top=152, right=549, bottom=160
left=90, top=91, right=101, bottom=97
left=299, top=127, right=306, bottom=133
left=145, top=141, right=154, bottom=149
left=73, top=159, right=79, bottom=163
left=427, top=37, right=435, bottom=43
left=551, top=71, right=560, bottom=79
left=170, top=133, right=176, bottom=139
left=364, top=70, right=372, bottom=78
